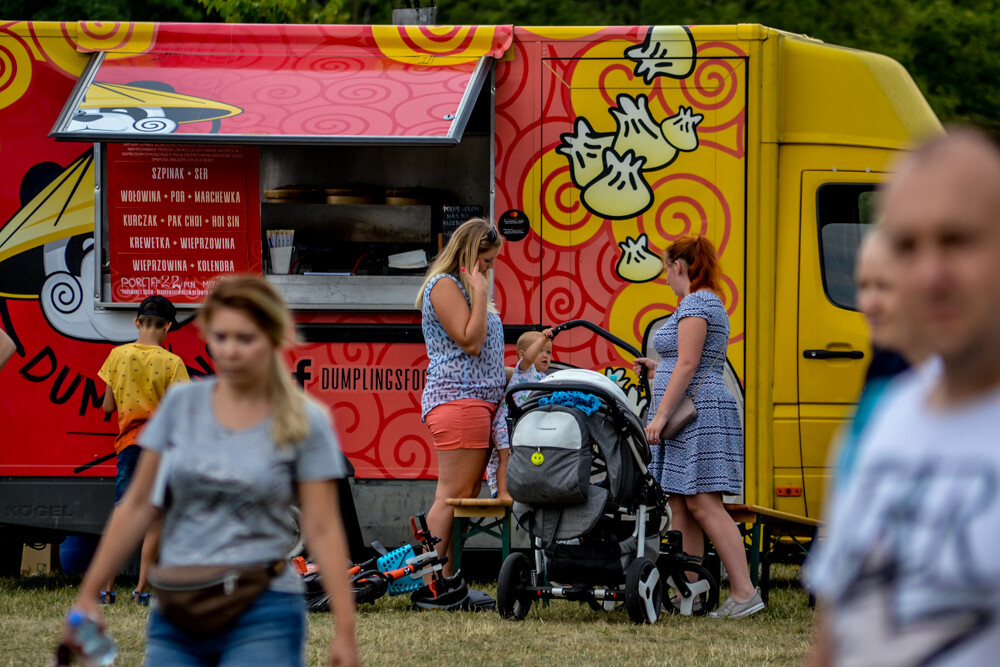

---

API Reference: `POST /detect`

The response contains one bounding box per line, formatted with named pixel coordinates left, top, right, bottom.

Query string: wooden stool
left=446, top=498, right=513, bottom=572
left=724, top=503, right=822, bottom=605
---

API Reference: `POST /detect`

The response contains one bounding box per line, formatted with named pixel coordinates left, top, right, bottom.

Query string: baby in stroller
left=487, top=328, right=554, bottom=500
left=497, top=321, right=718, bottom=623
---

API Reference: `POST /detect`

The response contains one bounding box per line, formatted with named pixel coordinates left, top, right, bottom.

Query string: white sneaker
left=708, top=587, right=764, bottom=618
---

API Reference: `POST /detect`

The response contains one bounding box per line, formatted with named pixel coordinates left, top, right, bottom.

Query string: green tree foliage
left=195, top=0, right=349, bottom=23
left=433, top=0, right=1000, bottom=133
left=0, top=0, right=995, bottom=132
left=905, top=1, right=1000, bottom=131
left=0, top=0, right=207, bottom=21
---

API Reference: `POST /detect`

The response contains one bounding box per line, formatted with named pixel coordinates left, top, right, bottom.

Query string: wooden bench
left=445, top=498, right=513, bottom=572
left=724, top=503, right=822, bottom=603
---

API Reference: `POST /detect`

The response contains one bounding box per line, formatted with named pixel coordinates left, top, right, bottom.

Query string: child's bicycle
left=297, top=512, right=466, bottom=610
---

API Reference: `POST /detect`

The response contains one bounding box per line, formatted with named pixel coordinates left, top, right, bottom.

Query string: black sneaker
left=410, top=573, right=468, bottom=612
left=99, top=590, right=116, bottom=605
left=462, top=588, right=496, bottom=612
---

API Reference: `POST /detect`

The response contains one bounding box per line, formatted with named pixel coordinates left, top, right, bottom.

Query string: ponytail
left=269, top=349, right=309, bottom=448
left=666, top=234, right=723, bottom=296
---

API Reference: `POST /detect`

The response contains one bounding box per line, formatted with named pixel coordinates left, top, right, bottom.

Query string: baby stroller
left=496, top=320, right=718, bottom=624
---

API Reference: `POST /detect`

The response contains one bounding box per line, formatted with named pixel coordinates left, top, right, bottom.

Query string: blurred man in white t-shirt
left=808, top=128, right=1000, bottom=666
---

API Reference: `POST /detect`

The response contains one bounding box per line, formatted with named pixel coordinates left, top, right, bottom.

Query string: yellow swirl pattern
left=608, top=280, right=671, bottom=360
left=372, top=25, right=501, bottom=65
left=567, top=59, right=646, bottom=127
left=30, top=26, right=90, bottom=77
left=76, top=21, right=155, bottom=58
left=0, top=27, right=32, bottom=112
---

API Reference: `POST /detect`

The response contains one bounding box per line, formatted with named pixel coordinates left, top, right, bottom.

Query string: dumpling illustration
left=582, top=149, right=653, bottom=220
left=624, top=25, right=697, bottom=84
left=615, top=234, right=663, bottom=283
left=610, top=94, right=677, bottom=171
left=557, top=117, right=616, bottom=188
left=661, top=106, right=704, bottom=152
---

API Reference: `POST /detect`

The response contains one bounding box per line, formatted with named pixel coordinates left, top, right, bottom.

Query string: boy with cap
left=97, top=294, right=188, bottom=605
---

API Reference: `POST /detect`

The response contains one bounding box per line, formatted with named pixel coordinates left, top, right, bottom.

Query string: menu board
left=441, top=204, right=483, bottom=245
left=105, top=143, right=260, bottom=303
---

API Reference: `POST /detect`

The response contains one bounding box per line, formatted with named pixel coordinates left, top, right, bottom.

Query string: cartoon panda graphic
left=64, top=81, right=242, bottom=136
left=1, top=82, right=243, bottom=342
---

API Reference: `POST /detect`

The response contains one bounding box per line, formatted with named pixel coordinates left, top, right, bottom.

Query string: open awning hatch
left=51, top=23, right=512, bottom=145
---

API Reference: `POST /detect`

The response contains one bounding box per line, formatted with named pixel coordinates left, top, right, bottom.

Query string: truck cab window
left=816, top=185, right=878, bottom=310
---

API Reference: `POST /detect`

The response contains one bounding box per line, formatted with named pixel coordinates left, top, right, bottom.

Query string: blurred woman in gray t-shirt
left=65, top=277, right=359, bottom=667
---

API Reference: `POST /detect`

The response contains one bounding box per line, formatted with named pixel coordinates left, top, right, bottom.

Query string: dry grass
left=1, top=566, right=813, bottom=666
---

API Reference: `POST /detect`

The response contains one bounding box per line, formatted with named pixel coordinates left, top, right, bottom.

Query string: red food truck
left=0, top=20, right=939, bottom=571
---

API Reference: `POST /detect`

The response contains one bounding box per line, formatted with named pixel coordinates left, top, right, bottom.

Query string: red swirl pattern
left=679, top=59, right=738, bottom=111
left=597, top=63, right=637, bottom=108
left=290, top=336, right=434, bottom=479
left=94, top=50, right=480, bottom=139
left=642, top=173, right=732, bottom=254
left=542, top=167, right=591, bottom=230
left=0, top=41, right=20, bottom=96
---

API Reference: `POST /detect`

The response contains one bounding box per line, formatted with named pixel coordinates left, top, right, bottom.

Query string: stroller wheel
left=625, top=557, right=662, bottom=624
left=497, top=553, right=533, bottom=620
left=661, top=562, right=718, bottom=616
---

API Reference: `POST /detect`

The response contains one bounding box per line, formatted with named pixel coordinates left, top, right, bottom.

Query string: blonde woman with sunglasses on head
left=416, top=218, right=505, bottom=580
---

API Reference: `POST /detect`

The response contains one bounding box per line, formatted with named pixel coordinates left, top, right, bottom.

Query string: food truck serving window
left=54, top=24, right=510, bottom=310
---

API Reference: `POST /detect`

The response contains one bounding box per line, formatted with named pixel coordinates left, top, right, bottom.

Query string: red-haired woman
left=633, top=235, right=763, bottom=618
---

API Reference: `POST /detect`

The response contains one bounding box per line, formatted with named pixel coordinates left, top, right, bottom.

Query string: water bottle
left=63, top=609, right=118, bottom=665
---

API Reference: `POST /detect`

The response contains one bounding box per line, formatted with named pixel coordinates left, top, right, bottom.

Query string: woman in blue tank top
left=416, top=217, right=505, bottom=577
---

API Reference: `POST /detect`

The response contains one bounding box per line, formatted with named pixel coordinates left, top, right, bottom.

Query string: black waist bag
left=508, top=405, right=591, bottom=505
left=149, top=561, right=284, bottom=637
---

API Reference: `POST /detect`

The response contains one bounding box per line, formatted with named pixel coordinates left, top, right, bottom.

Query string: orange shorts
left=425, top=399, right=497, bottom=451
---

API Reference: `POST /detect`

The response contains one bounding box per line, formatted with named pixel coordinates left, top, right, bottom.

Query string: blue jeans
left=146, top=590, right=306, bottom=666
left=115, top=445, right=141, bottom=503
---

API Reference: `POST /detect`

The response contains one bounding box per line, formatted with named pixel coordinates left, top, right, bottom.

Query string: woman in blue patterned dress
left=633, top=235, right=763, bottom=618
left=416, top=218, right=505, bottom=576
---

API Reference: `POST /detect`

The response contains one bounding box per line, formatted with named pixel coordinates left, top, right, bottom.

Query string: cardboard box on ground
left=19, top=537, right=141, bottom=577
left=20, top=543, right=54, bottom=575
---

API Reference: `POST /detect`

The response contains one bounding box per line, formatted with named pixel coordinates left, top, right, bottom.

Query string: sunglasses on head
left=483, top=227, right=498, bottom=244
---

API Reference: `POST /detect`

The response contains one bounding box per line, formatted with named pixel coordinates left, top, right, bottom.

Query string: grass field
left=1, top=565, right=814, bottom=666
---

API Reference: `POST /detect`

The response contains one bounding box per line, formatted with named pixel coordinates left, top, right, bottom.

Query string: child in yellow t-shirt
left=97, top=295, right=188, bottom=605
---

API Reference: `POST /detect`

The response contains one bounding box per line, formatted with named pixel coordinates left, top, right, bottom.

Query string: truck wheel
left=497, top=552, right=533, bottom=620
left=625, top=556, right=661, bottom=624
